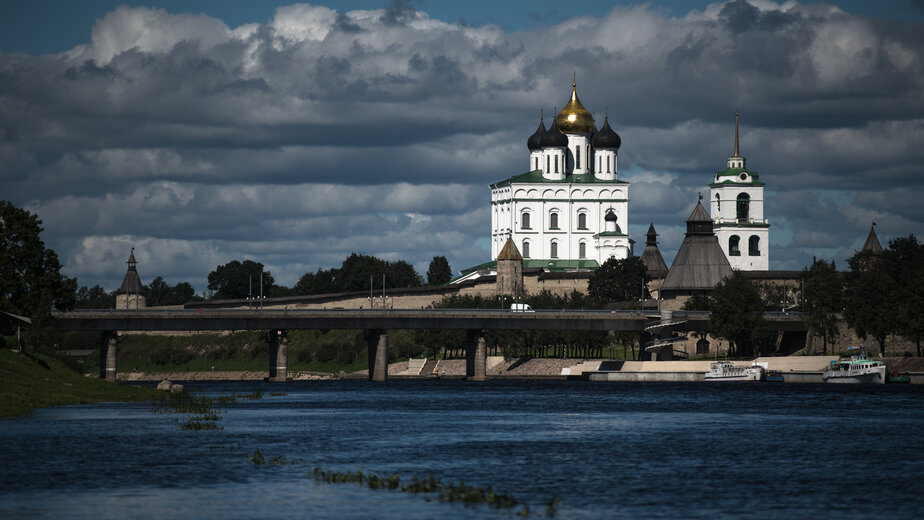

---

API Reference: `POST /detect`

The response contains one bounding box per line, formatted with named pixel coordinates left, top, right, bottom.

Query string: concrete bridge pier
left=366, top=330, right=389, bottom=382
left=99, top=331, right=118, bottom=381
left=466, top=331, right=487, bottom=381
left=267, top=330, right=289, bottom=382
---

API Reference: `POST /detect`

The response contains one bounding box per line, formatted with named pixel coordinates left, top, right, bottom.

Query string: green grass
left=0, top=349, right=160, bottom=418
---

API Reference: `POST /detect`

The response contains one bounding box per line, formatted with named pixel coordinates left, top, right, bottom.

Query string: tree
left=337, top=253, right=385, bottom=292
left=146, top=276, right=172, bottom=306
left=207, top=260, right=274, bottom=300
left=882, top=235, right=924, bottom=356
left=426, top=256, right=452, bottom=285
left=172, top=282, right=201, bottom=304
left=75, top=285, right=115, bottom=309
left=587, top=257, right=650, bottom=306
left=0, top=201, right=77, bottom=348
left=293, top=268, right=339, bottom=295
left=681, top=293, right=711, bottom=311
left=386, top=260, right=423, bottom=288
left=145, top=277, right=201, bottom=306
left=709, top=271, right=768, bottom=358
left=292, top=253, right=424, bottom=296
left=844, top=250, right=896, bottom=357
left=802, top=259, right=844, bottom=355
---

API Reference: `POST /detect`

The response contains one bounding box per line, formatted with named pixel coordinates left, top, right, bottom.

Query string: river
left=1, top=380, right=923, bottom=519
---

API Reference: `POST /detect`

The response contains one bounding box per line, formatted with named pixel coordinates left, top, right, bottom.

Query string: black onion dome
left=591, top=116, right=621, bottom=149
left=541, top=119, right=568, bottom=148
left=604, top=210, right=618, bottom=222
left=527, top=118, right=547, bottom=150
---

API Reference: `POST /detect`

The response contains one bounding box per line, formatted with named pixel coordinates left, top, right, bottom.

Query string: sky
left=2, top=0, right=923, bottom=294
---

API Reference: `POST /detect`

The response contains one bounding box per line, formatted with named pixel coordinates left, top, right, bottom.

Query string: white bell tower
left=710, top=113, right=769, bottom=271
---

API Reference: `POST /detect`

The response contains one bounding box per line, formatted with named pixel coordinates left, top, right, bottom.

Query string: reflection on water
left=2, top=380, right=923, bottom=519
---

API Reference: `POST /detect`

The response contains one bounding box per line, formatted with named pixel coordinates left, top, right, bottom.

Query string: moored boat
left=822, top=348, right=886, bottom=384
left=703, top=360, right=764, bottom=382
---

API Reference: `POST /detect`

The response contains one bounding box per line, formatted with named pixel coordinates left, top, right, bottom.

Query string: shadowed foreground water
left=1, top=380, right=923, bottom=519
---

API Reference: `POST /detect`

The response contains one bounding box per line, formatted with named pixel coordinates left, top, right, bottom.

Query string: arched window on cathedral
left=534, top=157, right=538, bottom=171
left=749, top=235, right=760, bottom=256
left=576, top=147, right=581, bottom=169
left=579, top=241, right=586, bottom=259
left=716, top=193, right=721, bottom=212
left=549, top=212, right=559, bottom=229
left=521, top=212, right=531, bottom=230
left=522, top=240, right=530, bottom=259
left=546, top=156, right=550, bottom=173
left=736, top=193, right=750, bottom=222
left=607, top=155, right=611, bottom=173
left=550, top=240, right=558, bottom=259
left=577, top=212, right=587, bottom=230
left=729, top=235, right=741, bottom=256
left=555, top=155, right=559, bottom=173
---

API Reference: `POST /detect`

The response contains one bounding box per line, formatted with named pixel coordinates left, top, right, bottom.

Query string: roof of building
left=861, top=224, right=883, bottom=254
left=711, top=166, right=764, bottom=186
left=641, top=223, right=668, bottom=278
left=458, top=258, right=601, bottom=277
left=116, top=249, right=144, bottom=295
left=661, top=203, right=733, bottom=292
left=497, top=238, right=523, bottom=261
left=591, top=116, right=621, bottom=149
left=554, top=81, right=595, bottom=134
left=732, top=111, right=742, bottom=158
left=527, top=117, right=547, bottom=151
left=541, top=118, right=569, bottom=148
left=491, top=169, right=630, bottom=188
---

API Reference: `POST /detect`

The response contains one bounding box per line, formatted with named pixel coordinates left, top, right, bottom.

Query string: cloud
left=2, top=0, right=923, bottom=291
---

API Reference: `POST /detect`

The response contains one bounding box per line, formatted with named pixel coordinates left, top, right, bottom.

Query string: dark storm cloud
left=2, top=0, right=923, bottom=288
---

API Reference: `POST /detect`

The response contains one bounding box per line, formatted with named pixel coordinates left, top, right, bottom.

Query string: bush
left=150, top=345, right=194, bottom=366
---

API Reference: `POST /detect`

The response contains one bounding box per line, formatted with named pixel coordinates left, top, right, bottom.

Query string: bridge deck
left=53, top=309, right=805, bottom=333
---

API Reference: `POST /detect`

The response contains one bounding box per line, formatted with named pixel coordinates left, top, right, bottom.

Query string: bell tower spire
left=727, top=112, right=745, bottom=169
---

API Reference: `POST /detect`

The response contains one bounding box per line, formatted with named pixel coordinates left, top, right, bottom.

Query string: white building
left=709, top=113, right=770, bottom=271
left=489, top=81, right=631, bottom=268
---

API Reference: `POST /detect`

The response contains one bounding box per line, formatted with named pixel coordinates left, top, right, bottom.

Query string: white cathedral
left=454, top=84, right=769, bottom=285
left=709, top=113, right=769, bottom=271
left=489, top=81, right=631, bottom=266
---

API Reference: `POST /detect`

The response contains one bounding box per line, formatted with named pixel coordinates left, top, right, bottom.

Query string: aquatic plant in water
left=310, top=467, right=559, bottom=517
left=248, top=450, right=300, bottom=466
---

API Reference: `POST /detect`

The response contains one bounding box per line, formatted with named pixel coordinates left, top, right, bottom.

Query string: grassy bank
left=0, top=349, right=160, bottom=418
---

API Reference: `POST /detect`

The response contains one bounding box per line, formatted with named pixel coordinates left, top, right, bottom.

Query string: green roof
left=492, top=170, right=630, bottom=188
left=709, top=180, right=766, bottom=188
left=713, top=167, right=763, bottom=185
left=458, top=258, right=601, bottom=277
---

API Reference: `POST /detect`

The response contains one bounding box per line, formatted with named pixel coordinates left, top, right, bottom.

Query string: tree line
left=685, top=234, right=924, bottom=358
left=4, top=200, right=922, bottom=358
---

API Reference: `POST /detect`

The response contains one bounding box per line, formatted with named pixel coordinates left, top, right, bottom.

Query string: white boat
left=703, top=360, right=764, bottom=382
left=822, top=350, right=886, bottom=384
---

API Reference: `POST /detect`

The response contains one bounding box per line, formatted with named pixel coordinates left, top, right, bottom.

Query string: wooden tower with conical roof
left=660, top=199, right=733, bottom=305
left=115, top=248, right=146, bottom=309
left=496, top=237, right=524, bottom=297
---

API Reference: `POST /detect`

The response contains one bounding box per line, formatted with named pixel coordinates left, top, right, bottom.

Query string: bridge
left=53, top=308, right=805, bottom=382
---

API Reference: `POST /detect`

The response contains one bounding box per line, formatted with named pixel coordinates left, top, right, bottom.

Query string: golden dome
left=554, top=81, right=595, bottom=134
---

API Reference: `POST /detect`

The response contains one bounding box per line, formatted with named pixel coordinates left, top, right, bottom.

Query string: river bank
left=113, top=355, right=924, bottom=382
left=116, top=357, right=589, bottom=381
left=0, top=349, right=160, bottom=418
